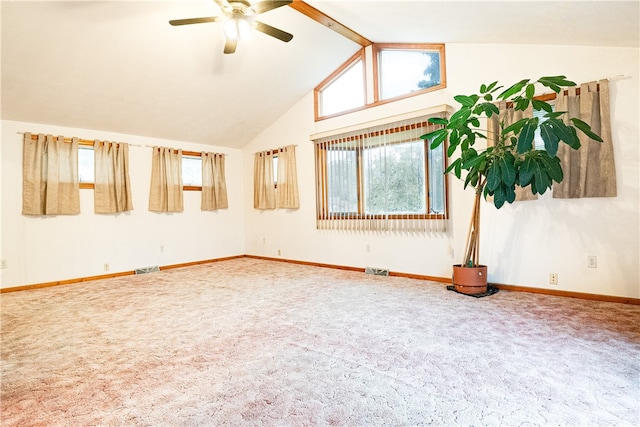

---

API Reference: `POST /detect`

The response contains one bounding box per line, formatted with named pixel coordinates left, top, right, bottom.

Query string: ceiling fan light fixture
left=169, top=0, right=293, bottom=54
left=223, top=16, right=253, bottom=40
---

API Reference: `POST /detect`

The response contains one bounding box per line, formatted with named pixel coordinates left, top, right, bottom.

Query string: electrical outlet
left=587, top=256, right=597, bottom=268
left=160, top=245, right=164, bottom=252
left=104, top=263, right=110, bottom=272
left=549, top=273, right=558, bottom=285
left=0, top=259, right=7, bottom=269
left=366, top=244, right=371, bottom=253
left=277, top=249, right=281, bottom=256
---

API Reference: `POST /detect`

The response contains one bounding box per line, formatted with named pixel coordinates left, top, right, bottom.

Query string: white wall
left=242, top=43, right=640, bottom=299
left=1, top=120, right=246, bottom=289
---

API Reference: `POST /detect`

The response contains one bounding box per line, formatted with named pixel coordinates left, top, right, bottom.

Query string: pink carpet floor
left=1, top=258, right=639, bottom=426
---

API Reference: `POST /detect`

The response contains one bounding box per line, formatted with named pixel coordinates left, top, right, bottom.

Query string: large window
left=314, top=114, right=448, bottom=232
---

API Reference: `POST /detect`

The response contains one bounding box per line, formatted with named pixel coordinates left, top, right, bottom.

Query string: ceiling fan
left=169, top=0, right=294, bottom=54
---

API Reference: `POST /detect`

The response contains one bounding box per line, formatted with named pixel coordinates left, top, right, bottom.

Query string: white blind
left=313, top=112, right=449, bottom=233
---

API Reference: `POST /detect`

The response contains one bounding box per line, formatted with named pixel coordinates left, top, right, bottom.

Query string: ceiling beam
left=288, top=0, right=372, bottom=47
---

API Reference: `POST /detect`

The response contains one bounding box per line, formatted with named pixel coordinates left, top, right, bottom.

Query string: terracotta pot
left=452, top=264, right=488, bottom=295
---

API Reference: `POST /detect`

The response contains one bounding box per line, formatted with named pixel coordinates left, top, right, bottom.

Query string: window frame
left=78, top=142, right=95, bottom=189
left=314, top=43, right=447, bottom=122
left=181, top=152, right=203, bottom=191
left=314, top=49, right=367, bottom=121
left=372, top=43, right=447, bottom=104
left=315, top=122, right=449, bottom=221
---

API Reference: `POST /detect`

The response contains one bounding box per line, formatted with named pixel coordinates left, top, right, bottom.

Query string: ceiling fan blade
left=251, top=1, right=293, bottom=15
left=169, top=16, right=224, bottom=26
left=254, top=20, right=293, bottom=42
left=213, top=0, right=232, bottom=13
left=224, top=37, right=238, bottom=54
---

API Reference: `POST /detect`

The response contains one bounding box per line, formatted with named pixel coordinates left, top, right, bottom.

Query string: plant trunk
left=462, top=182, right=484, bottom=267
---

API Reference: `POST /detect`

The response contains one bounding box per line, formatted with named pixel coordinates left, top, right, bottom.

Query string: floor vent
left=135, top=265, right=160, bottom=275
left=365, top=267, right=389, bottom=276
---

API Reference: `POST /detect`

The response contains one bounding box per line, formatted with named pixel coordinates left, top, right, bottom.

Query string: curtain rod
left=257, top=144, right=299, bottom=156
left=15, top=132, right=227, bottom=156
left=310, top=105, right=453, bottom=141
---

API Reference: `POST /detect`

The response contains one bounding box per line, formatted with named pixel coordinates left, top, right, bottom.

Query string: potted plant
left=422, top=76, right=602, bottom=295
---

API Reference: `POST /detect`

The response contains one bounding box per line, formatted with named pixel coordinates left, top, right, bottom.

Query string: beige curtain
left=553, top=79, right=616, bottom=198
left=254, top=151, right=276, bottom=210
left=149, top=147, right=183, bottom=212
left=487, top=101, right=537, bottom=202
left=276, top=145, right=300, bottom=209
left=22, top=133, right=80, bottom=215
left=201, top=152, right=228, bottom=210
left=94, top=141, right=133, bottom=213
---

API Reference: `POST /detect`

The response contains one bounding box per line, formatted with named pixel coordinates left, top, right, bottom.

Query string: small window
left=78, top=146, right=94, bottom=186
left=315, top=50, right=366, bottom=119
left=273, top=155, right=279, bottom=186
left=374, top=44, right=445, bottom=102
left=182, top=155, right=202, bottom=188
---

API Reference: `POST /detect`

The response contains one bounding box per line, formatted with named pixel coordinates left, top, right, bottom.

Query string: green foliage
left=422, top=75, right=602, bottom=209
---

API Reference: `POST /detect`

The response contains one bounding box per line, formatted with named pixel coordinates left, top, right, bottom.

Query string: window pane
left=363, top=141, right=426, bottom=214
left=182, top=156, right=202, bottom=186
left=428, top=141, right=446, bottom=214
left=273, top=155, right=278, bottom=185
left=78, top=146, right=94, bottom=183
left=533, top=103, right=555, bottom=150
left=379, top=49, right=441, bottom=100
left=327, top=148, right=358, bottom=213
left=320, top=59, right=365, bottom=116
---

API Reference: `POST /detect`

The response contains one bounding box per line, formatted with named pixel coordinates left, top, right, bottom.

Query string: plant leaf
left=538, top=76, right=576, bottom=93
left=499, top=154, right=516, bottom=186
left=445, top=158, right=462, bottom=177
left=540, top=121, right=559, bottom=156
left=539, top=154, right=564, bottom=183
left=538, top=75, right=576, bottom=87
left=525, top=83, right=535, bottom=99
left=502, top=118, right=527, bottom=136
left=485, top=81, right=499, bottom=93
left=547, top=118, right=578, bottom=149
left=532, top=99, right=553, bottom=112
left=570, top=118, right=603, bottom=142
left=463, top=169, right=478, bottom=189
left=430, top=131, right=448, bottom=149
left=427, top=117, right=449, bottom=125
left=486, top=163, right=500, bottom=192
left=449, top=107, right=472, bottom=127
left=454, top=94, right=479, bottom=108
left=532, top=159, right=550, bottom=194
left=478, top=102, right=500, bottom=118
left=493, top=184, right=506, bottom=209
left=515, top=98, right=530, bottom=111
left=498, top=79, right=530, bottom=100
left=505, top=184, right=516, bottom=204
left=516, top=119, right=537, bottom=154
left=519, top=156, right=534, bottom=186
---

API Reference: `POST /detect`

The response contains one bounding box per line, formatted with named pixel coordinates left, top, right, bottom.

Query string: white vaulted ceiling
left=2, top=1, right=638, bottom=149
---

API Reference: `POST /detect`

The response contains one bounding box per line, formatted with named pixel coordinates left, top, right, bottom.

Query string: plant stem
left=462, top=178, right=486, bottom=267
